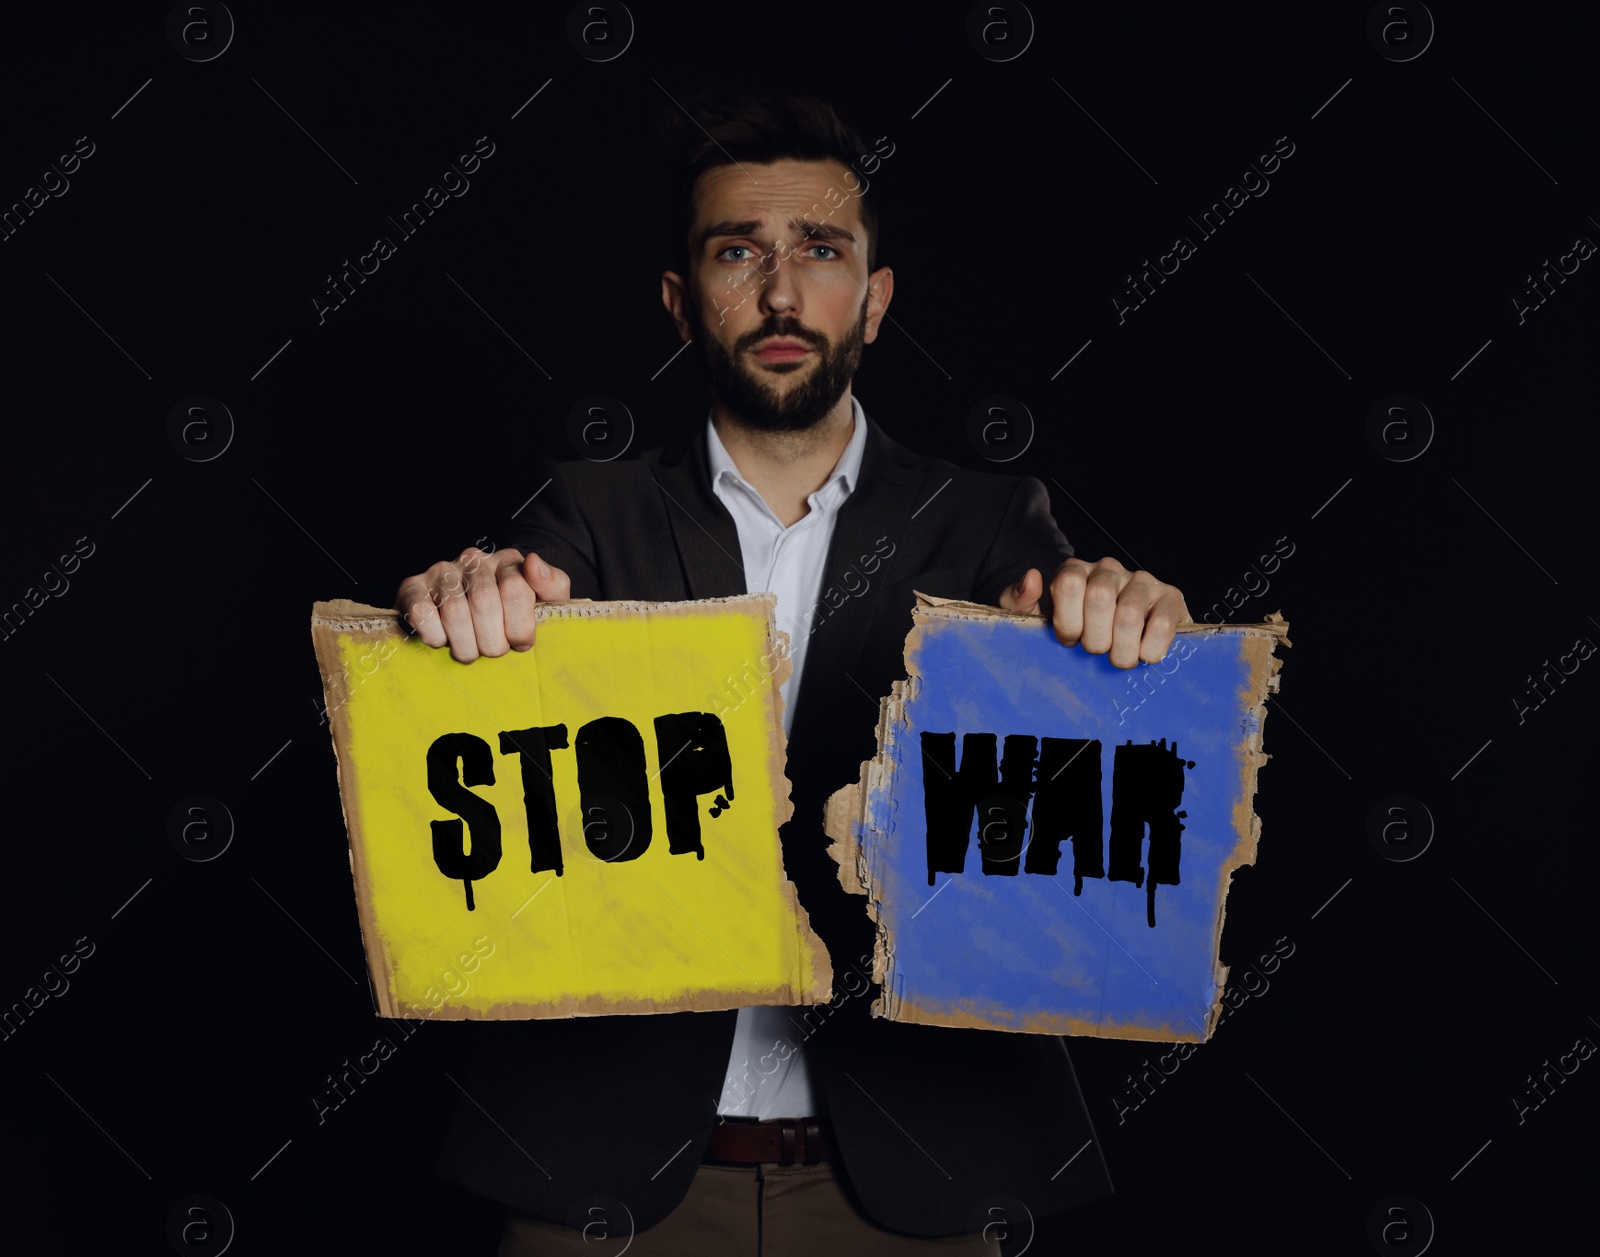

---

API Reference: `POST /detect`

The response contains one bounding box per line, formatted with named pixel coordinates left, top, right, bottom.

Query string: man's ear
left=661, top=271, right=694, bottom=342
left=863, top=265, right=894, bottom=344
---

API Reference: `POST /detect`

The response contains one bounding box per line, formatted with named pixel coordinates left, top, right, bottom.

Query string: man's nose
left=757, top=249, right=801, bottom=313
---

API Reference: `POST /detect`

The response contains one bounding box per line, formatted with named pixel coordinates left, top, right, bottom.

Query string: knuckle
left=496, top=575, right=534, bottom=604
left=404, top=604, right=438, bottom=634
left=1084, top=582, right=1117, bottom=610
left=432, top=568, right=467, bottom=596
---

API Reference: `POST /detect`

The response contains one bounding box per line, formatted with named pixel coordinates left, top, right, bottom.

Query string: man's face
left=663, top=159, right=893, bottom=433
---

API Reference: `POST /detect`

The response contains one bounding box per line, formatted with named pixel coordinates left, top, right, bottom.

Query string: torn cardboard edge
left=310, top=594, right=837, bottom=1019
left=823, top=594, right=1290, bottom=1039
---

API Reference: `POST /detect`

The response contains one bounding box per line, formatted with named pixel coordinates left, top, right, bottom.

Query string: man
left=402, top=92, right=1189, bottom=1254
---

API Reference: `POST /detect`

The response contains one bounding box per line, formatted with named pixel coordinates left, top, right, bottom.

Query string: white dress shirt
left=708, top=394, right=869, bottom=1119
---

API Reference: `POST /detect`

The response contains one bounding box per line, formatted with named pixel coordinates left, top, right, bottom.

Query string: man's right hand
left=395, top=547, right=571, bottom=663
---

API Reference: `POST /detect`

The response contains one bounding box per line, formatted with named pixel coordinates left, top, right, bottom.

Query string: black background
left=1, top=2, right=1594, bottom=1253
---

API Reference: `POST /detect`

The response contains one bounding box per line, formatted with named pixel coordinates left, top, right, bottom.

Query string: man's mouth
left=751, top=338, right=812, bottom=363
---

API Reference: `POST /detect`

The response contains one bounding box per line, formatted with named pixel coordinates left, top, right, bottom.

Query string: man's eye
left=807, top=244, right=839, bottom=260
left=719, top=245, right=752, bottom=262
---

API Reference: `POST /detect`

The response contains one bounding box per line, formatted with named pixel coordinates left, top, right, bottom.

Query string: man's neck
left=711, top=391, right=856, bottom=528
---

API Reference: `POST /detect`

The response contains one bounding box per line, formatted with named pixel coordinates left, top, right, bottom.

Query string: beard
left=691, top=291, right=868, bottom=433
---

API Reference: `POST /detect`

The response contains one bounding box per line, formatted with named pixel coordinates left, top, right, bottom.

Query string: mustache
left=737, top=325, right=824, bottom=351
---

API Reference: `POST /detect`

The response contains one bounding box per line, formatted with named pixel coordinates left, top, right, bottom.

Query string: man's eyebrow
left=699, top=218, right=858, bottom=252
left=791, top=219, right=856, bottom=246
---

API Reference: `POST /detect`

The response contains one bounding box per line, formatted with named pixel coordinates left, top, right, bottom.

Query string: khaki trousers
left=497, top=1161, right=1002, bottom=1255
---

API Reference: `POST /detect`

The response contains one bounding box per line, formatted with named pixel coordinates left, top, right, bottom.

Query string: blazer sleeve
left=500, top=460, right=602, bottom=600
left=971, top=475, right=1075, bottom=607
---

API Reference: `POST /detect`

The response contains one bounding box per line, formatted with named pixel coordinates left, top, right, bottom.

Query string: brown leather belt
left=705, top=1116, right=834, bottom=1166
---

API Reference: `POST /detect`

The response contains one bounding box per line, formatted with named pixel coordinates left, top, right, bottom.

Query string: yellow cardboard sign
left=310, top=596, right=832, bottom=1019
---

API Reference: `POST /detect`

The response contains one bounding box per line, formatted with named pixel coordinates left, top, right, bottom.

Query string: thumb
left=998, top=568, right=1044, bottom=616
left=522, top=551, right=572, bottom=601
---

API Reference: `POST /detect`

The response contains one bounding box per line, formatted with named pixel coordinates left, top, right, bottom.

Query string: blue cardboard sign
left=825, top=597, right=1288, bottom=1042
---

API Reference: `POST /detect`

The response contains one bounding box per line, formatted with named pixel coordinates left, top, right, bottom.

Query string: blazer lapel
left=788, top=410, right=924, bottom=743
left=649, top=421, right=747, bottom=600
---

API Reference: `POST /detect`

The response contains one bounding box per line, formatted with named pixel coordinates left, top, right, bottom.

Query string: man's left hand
left=998, top=556, right=1190, bottom=669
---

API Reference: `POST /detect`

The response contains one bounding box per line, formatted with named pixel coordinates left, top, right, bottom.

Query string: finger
left=997, top=568, right=1044, bottom=616
left=1047, top=561, right=1088, bottom=646
left=1138, top=588, right=1191, bottom=665
left=397, top=576, right=447, bottom=648
left=1108, top=575, right=1161, bottom=669
left=1077, top=565, right=1131, bottom=656
left=495, top=551, right=538, bottom=650
left=432, top=561, right=481, bottom=663
left=459, top=547, right=510, bottom=659
left=523, top=550, right=573, bottom=602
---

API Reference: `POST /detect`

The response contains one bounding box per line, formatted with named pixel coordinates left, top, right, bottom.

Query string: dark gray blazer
left=434, top=407, right=1113, bottom=1237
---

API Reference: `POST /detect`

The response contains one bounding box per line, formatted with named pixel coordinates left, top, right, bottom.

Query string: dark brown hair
left=656, top=90, right=881, bottom=278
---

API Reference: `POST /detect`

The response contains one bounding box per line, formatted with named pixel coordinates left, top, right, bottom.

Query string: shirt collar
left=705, top=394, right=868, bottom=499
